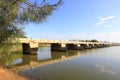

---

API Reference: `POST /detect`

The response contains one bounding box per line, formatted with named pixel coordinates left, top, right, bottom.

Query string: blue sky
left=25, top=0, right=120, bottom=42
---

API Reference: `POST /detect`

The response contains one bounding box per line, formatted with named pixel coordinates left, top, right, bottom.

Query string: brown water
left=1, top=46, right=120, bottom=80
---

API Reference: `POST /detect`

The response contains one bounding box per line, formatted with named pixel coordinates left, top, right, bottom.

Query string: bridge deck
left=18, top=38, right=105, bottom=45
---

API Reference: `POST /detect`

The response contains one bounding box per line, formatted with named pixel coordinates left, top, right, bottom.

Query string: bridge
left=10, top=38, right=109, bottom=54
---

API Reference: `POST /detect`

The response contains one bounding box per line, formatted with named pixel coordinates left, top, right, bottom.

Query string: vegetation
left=0, top=43, right=22, bottom=67
left=89, top=39, right=99, bottom=42
left=0, top=0, right=62, bottom=43
left=69, top=39, right=99, bottom=42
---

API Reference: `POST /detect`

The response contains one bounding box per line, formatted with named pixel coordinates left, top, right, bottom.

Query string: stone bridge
left=13, top=38, right=109, bottom=54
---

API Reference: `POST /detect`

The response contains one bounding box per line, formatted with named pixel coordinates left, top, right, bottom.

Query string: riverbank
left=0, top=66, right=30, bottom=80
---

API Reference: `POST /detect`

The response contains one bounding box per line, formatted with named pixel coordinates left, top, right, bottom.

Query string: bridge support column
left=22, top=43, right=38, bottom=54
left=100, top=44, right=105, bottom=47
left=89, top=44, right=97, bottom=48
left=81, top=44, right=91, bottom=49
left=96, top=44, right=105, bottom=48
left=51, top=43, right=67, bottom=51
left=93, top=44, right=103, bottom=48
left=67, top=44, right=83, bottom=50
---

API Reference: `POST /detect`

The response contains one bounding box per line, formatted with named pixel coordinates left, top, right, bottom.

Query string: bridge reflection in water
left=3, top=46, right=86, bottom=72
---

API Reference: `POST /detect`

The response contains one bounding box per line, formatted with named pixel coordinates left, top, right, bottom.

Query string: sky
left=24, top=0, right=120, bottom=42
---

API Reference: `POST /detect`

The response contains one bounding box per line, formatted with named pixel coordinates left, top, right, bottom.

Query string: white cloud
left=94, top=20, right=106, bottom=26
left=96, top=64, right=116, bottom=75
left=94, top=16, right=115, bottom=26
left=100, top=16, right=115, bottom=21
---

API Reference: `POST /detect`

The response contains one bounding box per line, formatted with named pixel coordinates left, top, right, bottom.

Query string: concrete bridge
left=12, top=38, right=110, bottom=54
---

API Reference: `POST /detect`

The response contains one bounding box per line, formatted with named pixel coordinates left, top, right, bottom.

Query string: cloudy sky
left=25, top=0, right=120, bottom=42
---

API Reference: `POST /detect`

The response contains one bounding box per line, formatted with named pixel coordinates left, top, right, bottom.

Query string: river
left=1, top=46, right=120, bottom=80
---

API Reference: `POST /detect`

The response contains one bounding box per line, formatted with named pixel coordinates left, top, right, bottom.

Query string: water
left=1, top=46, right=120, bottom=80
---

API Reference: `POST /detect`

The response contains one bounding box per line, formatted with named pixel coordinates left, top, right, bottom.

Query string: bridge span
left=11, top=38, right=109, bottom=54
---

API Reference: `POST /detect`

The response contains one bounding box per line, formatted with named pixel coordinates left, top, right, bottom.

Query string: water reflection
left=0, top=52, right=22, bottom=67
left=0, top=46, right=109, bottom=68
left=10, top=47, right=83, bottom=71
left=20, top=46, right=120, bottom=80
left=51, top=50, right=83, bottom=60
left=12, top=58, right=22, bottom=64
left=0, top=45, right=84, bottom=71
left=0, top=43, right=22, bottom=67
left=38, top=47, right=51, bottom=60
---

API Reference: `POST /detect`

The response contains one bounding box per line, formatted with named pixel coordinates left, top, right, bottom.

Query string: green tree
left=90, top=39, right=99, bottom=42
left=0, top=0, right=62, bottom=42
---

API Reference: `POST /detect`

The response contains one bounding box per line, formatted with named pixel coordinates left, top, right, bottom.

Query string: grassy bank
left=0, top=44, right=31, bottom=80
left=0, top=43, right=22, bottom=54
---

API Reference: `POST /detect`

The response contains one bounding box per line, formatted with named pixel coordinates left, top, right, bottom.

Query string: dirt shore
left=0, top=67, right=29, bottom=80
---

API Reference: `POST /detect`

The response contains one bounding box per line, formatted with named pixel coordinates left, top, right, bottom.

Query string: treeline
left=111, top=43, right=120, bottom=46
left=69, top=39, right=99, bottom=42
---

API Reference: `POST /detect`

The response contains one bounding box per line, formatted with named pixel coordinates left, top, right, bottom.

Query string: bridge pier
left=22, top=43, right=38, bottom=54
left=81, top=44, right=92, bottom=49
left=92, top=44, right=108, bottom=48
left=67, top=44, right=83, bottom=50
left=51, top=43, right=67, bottom=51
left=100, top=44, right=106, bottom=47
left=94, top=44, right=99, bottom=48
left=89, top=44, right=94, bottom=48
left=89, top=44, right=98, bottom=48
left=92, top=44, right=103, bottom=48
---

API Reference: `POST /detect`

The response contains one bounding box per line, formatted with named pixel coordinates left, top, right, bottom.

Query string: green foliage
left=0, top=0, right=62, bottom=42
left=90, top=39, right=99, bottom=42
left=0, top=43, right=22, bottom=54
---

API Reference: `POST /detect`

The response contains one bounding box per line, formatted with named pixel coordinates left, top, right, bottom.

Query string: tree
left=90, top=39, right=99, bottom=42
left=0, top=0, right=62, bottom=42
